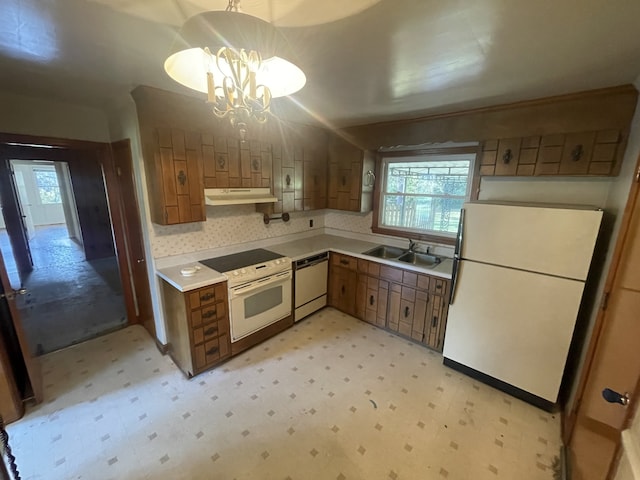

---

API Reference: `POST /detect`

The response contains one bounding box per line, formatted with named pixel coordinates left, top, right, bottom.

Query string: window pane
left=34, top=169, right=62, bottom=204
left=379, top=155, right=473, bottom=237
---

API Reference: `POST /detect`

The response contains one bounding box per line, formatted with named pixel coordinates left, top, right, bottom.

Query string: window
left=374, top=152, right=475, bottom=242
left=33, top=168, right=62, bottom=204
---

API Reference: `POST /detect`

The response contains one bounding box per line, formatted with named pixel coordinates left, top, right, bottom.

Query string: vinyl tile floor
left=7, top=308, right=562, bottom=480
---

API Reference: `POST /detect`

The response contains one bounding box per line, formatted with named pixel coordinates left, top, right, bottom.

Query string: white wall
left=0, top=91, right=111, bottom=142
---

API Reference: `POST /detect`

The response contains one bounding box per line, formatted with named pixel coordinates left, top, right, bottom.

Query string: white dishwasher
left=294, top=252, right=328, bottom=322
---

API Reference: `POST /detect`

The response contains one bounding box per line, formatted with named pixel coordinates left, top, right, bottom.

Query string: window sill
left=371, top=226, right=456, bottom=246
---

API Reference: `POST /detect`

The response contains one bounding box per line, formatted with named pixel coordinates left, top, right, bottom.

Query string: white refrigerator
left=442, top=201, right=603, bottom=408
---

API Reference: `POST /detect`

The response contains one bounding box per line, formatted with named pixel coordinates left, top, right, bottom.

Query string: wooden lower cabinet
left=332, top=253, right=451, bottom=352
left=162, top=280, right=231, bottom=376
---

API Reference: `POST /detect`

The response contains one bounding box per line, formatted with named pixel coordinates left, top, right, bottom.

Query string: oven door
left=228, top=270, right=292, bottom=342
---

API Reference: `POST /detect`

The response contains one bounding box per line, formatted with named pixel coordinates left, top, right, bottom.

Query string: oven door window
left=245, top=285, right=283, bottom=318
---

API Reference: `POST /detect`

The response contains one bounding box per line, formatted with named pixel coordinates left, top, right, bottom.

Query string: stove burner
left=199, top=248, right=284, bottom=273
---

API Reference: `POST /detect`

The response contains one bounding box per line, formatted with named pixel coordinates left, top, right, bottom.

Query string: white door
left=461, top=202, right=602, bottom=280
left=12, top=170, right=35, bottom=240
left=443, top=260, right=586, bottom=402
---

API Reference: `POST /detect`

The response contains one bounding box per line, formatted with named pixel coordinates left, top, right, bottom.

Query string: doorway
left=0, top=155, right=127, bottom=355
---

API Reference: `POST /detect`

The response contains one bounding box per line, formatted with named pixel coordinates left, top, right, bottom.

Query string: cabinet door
left=355, top=273, right=368, bottom=320
left=494, top=138, right=521, bottom=176
left=559, top=132, right=596, bottom=175
left=376, top=280, right=389, bottom=328
left=387, top=283, right=401, bottom=332
left=155, top=128, right=205, bottom=225
left=213, top=136, right=230, bottom=188
left=329, top=266, right=356, bottom=316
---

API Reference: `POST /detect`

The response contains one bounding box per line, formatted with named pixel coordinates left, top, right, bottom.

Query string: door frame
left=565, top=150, right=640, bottom=477
left=0, top=132, right=144, bottom=329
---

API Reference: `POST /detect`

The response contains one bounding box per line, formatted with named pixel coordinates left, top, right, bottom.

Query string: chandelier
left=164, top=0, right=306, bottom=140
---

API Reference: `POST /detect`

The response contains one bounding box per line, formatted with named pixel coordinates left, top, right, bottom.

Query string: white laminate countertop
left=156, top=234, right=453, bottom=292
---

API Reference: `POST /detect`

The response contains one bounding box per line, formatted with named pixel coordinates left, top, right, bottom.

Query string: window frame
left=371, top=146, right=480, bottom=245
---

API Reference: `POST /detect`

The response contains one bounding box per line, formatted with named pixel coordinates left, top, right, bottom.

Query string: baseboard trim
left=443, top=357, right=556, bottom=412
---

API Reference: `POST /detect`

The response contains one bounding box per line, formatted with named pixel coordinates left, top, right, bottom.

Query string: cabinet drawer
left=194, top=335, right=229, bottom=370
left=417, top=275, right=430, bottom=291
left=429, top=278, right=447, bottom=295
left=192, top=320, right=227, bottom=345
left=331, top=253, right=357, bottom=270
left=380, top=265, right=403, bottom=283
left=191, top=301, right=226, bottom=328
left=189, top=284, right=226, bottom=309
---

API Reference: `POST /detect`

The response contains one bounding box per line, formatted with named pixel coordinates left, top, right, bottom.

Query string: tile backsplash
left=150, top=206, right=325, bottom=258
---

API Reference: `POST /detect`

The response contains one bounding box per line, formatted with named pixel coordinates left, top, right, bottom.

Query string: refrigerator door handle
left=449, top=256, right=460, bottom=305
left=454, top=208, right=465, bottom=258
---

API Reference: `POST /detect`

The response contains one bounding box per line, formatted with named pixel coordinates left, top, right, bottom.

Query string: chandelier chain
left=226, top=0, right=240, bottom=12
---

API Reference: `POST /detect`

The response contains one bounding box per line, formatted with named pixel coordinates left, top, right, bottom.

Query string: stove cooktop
left=199, top=248, right=284, bottom=273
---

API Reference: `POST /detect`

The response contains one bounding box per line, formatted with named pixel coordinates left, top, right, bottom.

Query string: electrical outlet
left=310, top=219, right=314, bottom=228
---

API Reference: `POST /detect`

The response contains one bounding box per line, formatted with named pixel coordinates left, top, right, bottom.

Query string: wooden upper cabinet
left=481, top=129, right=626, bottom=178
left=327, top=136, right=364, bottom=212
left=151, top=128, right=205, bottom=225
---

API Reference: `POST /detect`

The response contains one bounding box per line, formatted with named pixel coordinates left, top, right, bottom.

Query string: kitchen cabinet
left=480, top=129, right=625, bottom=177
left=161, top=281, right=231, bottom=376
left=332, top=254, right=451, bottom=352
left=328, top=252, right=357, bottom=317
left=327, top=134, right=375, bottom=212
left=149, top=128, right=205, bottom=225
left=204, top=136, right=271, bottom=189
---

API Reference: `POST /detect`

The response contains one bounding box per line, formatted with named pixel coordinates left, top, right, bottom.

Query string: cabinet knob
left=204, top=326, right=218, bottom=336
left=369, top=295, right=374, bottom=306
left=217, top=155, right=226, bottom=168
left=202, top=309, right=217, bottom=319
left=340, top=259, right=349, bottom=265
left=201, top=293, right=215, bottom=301
left=502, top=149, right=513, bottom=164
left=252, top=159, right=260, bottom=171
left=285, top=174, right=291, bottom=187
left=404, top=306, right=410, bottom=318
left=342, top=176, right=347, bottom=186
left=206, top=346, right=219, bottom=356
left=571, top=144, right=584, bottom=161
left=177, top=170, right=187, bottom=186
left=432, top=316, right=438, bottom=328
left=341, top=285, right=345, bottom=295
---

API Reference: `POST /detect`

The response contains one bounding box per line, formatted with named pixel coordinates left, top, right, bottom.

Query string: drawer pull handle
left=204, top=326, right=218, bottom=336
left=206, top=346, right=219, bottom=356
left=201, top=293, right=215, bottom=301
left=571, top=144, right=584, bottom=161
left=369, top=295, right=374, bottom=306
left=217, top=155, right=226, bottom=168
left=252, top=159, right=260, bottom=171
left=436, top=285, right=442, bottom=290
left=202, top=310, right=217, bottom=319
left=404, top=306, right=410, bottom=318
left=502, top=149, right=512, bottom=164
left=432, top=316, right=438, bottom=328
left=340, top=259, right=349, bottom=265
left=341, top=285, right=345, bottom=295
left=342, top=175, right=347, bottom=186
left=285, top=174, right=291, bottom=186
left=177, top=169, right=187, bottom=186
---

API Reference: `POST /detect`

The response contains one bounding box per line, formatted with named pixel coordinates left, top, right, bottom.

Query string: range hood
left=204, top=188, right=277, bottom=206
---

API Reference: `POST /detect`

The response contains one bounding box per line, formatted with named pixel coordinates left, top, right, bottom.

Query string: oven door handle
left=230, top=271, right=292, bottom=296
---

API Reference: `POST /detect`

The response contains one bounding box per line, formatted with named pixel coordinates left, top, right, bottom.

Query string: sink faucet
left=408, top=239, right=431, bottom=254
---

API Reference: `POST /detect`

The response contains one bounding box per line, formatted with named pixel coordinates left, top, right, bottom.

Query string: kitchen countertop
left=157, top=234, right=453, bottom=292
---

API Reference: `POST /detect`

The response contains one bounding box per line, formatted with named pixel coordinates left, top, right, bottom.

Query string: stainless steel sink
left=362, top=245, right=407, bottom=259
left=397, top=252, right=442, bottom=267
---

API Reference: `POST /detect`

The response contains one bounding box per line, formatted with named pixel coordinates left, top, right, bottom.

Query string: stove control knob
left=275, top=259, right=280, bottom=265
left=233, top=271, right=239, bottom=276
left=241, top=269, right=247, bottom=274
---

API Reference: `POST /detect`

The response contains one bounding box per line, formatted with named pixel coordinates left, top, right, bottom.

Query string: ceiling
left=1, top=0, right=640, bottom=129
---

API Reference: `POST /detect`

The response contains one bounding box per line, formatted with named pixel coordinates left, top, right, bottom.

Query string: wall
left=0, top=91, right=111, bottom=143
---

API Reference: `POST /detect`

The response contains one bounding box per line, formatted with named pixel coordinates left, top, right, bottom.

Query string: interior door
left=0, top=148, right=33, bottom=276
left=110, top=139, right=154, bottom=336
left=568, top=155, right=640, bottom=479
left=0, top=248, right=42, bottom=417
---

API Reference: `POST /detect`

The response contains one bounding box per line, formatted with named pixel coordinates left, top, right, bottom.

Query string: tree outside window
left=378, top=153, right=474, bottom=239
left=33, top=169, right=62, bottom=204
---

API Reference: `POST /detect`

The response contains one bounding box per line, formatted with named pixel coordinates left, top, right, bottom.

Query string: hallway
left=0, top=224, right=127, bottom=355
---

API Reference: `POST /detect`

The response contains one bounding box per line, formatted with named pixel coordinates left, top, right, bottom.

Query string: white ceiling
left=1, top=0, right=640, bottom=128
